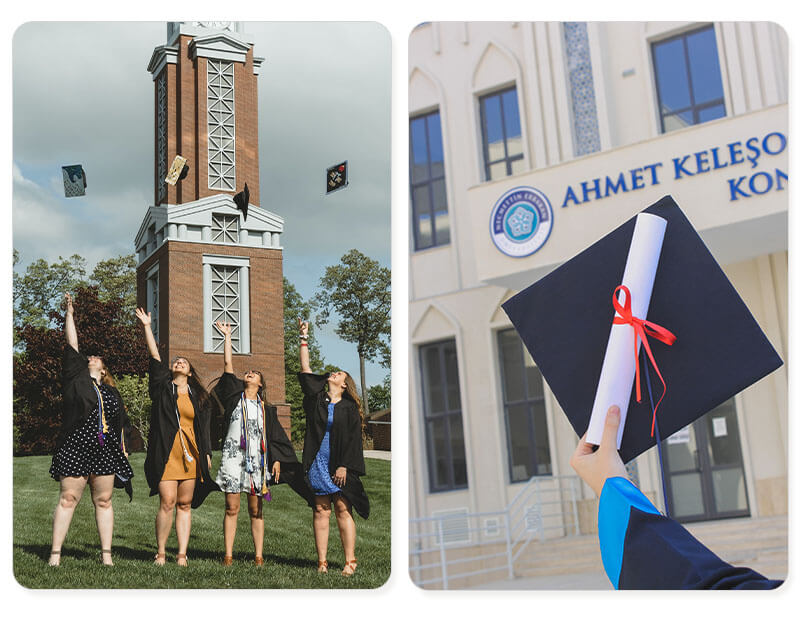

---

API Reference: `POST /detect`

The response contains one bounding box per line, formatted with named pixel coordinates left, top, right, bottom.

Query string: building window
left=419, top=339, right=468, bottom=492
left=497, top=329, right=552, bottom=482
left=211, top=213, right=239, bottom=243
left=146, top=264, right=160, bottom=343
left=207, top=59, right=236, bottom=191
left=203, top=254, right=250, bottom=354
left=410, top=111, right=449, bottom=250
left=652, top=25, right=726, bottom=133
left=479, top=86, right=524, bottom=181
left=156, top=73, right=167, bottom=203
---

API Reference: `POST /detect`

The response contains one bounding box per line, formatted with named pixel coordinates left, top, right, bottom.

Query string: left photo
left=12, top=21, right=391, bottom=589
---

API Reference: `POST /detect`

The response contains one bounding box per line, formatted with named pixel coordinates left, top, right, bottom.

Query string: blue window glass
left=409, top=111, right=449, bottom=250
left=652, top=25, right=726, bottom=133
left=480, top=86, right=524, bottom=180
left=420, top=339, right=468, bottom=492
left=497, top=329, right=552, bottom=482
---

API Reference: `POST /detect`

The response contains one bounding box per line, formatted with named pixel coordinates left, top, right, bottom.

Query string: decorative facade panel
left=563, top=22, right=602, bottom=156
left=156, top=73, right=167, bottom=203
left=207, top=59, right=236, bottom=191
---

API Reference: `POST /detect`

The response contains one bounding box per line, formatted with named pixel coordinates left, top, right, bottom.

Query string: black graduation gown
left=143, top=357, right=219, bottom=508
left=298, top=372, right=370, bottom=519
left=60, top=345, right=134, bottom=500
left=208, top=372, right=315, bottom=507
left=598, top=477, right=782, bottom=589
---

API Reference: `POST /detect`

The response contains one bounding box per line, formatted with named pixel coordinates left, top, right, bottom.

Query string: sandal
left=317, top=560, right=328, bottom=574
left=176, top=553, right=188, bottom=567
left=100, top=549, right=113, bottom=566
left=342, top=558, right=358, bottom=577
left=48, top=550, right=61, bottom=567
left=154, top=552, right=166, bottom=566
left=254, top=556, right=264, bottom=566
left=222, top=556, right=233, bottom=566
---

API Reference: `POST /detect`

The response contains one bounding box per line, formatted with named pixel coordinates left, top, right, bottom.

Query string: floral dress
left=216, top=397, right=271, bottom=494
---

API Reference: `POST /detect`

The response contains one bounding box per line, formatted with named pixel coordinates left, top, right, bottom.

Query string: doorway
left=662, top=399, right=750, bottom=523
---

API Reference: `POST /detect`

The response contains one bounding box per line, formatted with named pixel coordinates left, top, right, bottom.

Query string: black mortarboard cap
left=233, top=183, right=249, bottom=221
left=62, top=164, right=87, bottom=197
left=502, top=195, right=783, bottom=463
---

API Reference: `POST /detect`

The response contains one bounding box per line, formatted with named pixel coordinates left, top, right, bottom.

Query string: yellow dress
left=161, top=392, right=200, bottom=481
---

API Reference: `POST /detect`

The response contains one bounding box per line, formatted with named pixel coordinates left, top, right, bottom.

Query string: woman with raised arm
left=297, top=318, right=369, bottom=576
left=48, top=293, right=133, bottom=567
left=211, top=321, right=313, bottom=566
left=135, top=307, right=217, bottom=566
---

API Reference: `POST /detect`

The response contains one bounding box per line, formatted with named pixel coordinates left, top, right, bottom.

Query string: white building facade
left=408, top=21, right=788, bottom=544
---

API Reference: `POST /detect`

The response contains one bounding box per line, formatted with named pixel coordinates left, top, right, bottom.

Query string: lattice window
left=146, top=265, right=160, bottom=343
left=210, top=265, right=241, bottom=352
left=211, top=213, right=239, bottom=243
left=207, top=59, right=236, bottom=191
left=157, top=74, right=167, bottom=203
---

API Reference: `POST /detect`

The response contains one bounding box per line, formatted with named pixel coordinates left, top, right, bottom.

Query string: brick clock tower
left=135, top=21, right=289, bottom=433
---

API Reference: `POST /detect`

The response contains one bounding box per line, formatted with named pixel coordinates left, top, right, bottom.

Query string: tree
left=314, top=249, right=390, bottom=415
left=89, top=254, right=138, bottom=323
left=13, top=249, right=86, bottom=332
left=13, top=285, right=149, bottom=455
left=367, top=373, right=391, bottom=413
left=115, top=374, right=151, bottom=449
left=283, top=277, right=325, bottom=444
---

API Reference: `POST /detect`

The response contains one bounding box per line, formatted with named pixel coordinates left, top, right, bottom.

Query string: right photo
left=408, top=21, right=788, bottom=590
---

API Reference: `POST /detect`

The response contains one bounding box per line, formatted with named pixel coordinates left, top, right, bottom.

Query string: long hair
left=342, top=372, right=364, bottom=420
left=172, top=357, right=210, bottom=409
left=206, top=370, right=272, bottom=407
left=98, top=360, right=116, bottom=388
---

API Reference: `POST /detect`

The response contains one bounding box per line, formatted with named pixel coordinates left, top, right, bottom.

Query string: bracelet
left=299, top=334, right=309, bottom=340
left=300, top=342, right=308, bottom=347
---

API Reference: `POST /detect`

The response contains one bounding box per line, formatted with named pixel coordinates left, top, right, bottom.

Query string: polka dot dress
left=49, top=384, right=134, bottom=482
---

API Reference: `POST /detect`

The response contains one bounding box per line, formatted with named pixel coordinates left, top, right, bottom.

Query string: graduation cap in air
left=165, top=155, right=189, bottom=186
left=62, top=164, right=87, bottom=197
left=326, top=160, right=348, bottom=194
left=502, top=195, right=783, bottom=463
left=233, top=183, right=250, bottom=221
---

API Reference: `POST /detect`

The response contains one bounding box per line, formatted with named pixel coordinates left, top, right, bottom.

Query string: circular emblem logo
left=489, top=186, right=553, bottom=257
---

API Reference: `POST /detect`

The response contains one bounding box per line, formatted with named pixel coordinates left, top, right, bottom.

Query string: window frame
left=496, top=328, right=553, bottom=483
left=409, top=109, right=450, bottom=252
left=651, top=24, right=726, bottom=134
left=419, top=338, right=468, bottom=493
left=207, top=59, right=236, bottom=191
left=145, top=263, right=160, bottom=344
left=202, top=254, right=250, bottom=354
left=479, top=85, right=524, bottom=181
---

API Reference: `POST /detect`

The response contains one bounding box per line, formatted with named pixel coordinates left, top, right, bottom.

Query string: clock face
left=196, top=21, right=234, bottom=31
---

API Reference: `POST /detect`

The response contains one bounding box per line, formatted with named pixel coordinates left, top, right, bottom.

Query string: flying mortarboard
left=233, top=183, right=250, bottom=221
left=326, top=160, right=348, bottom=194
left=62, top=165, right=87, bottom=197
left=501, top=195, right=783, bottom=463
left=165, top=155, right=189, bottom=186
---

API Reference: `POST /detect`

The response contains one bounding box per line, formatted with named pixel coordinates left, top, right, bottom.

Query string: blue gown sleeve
left=598, top=477, right=782, bottom=590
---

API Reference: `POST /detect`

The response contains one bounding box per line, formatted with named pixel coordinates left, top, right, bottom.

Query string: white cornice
left=189, top=32, right=252, bottom=64
left=147, top=45, right=179, bottom=78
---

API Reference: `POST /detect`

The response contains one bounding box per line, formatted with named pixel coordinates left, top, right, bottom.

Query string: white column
left=203, top=261, right=212, bottom=352
left=167, top=223, right=178, bottom=239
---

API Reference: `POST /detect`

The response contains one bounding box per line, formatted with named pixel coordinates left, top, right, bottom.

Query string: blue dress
left=308, top=403, right=341, bottom=495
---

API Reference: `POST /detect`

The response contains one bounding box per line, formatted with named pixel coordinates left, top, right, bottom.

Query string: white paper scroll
left=586, top=212, right=668, bottom=448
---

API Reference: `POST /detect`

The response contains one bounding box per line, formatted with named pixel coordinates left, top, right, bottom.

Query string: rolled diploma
left=586, top=212, right=667, bottom=448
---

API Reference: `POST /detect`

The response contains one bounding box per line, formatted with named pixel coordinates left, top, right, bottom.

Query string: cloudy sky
left=12, top=21, right=391, bottom=386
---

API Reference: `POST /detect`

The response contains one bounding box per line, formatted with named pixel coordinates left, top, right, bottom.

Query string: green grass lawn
left=13, top=452, right=390, bottom=589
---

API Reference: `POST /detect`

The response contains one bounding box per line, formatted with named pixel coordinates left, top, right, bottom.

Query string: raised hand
left=135, top=307, right=152, bottom=327
left=215, top=320, right=233, bottom=337
left=64, top=292, right=74, bottom=314
left=298, top=317, right=309, bottom=338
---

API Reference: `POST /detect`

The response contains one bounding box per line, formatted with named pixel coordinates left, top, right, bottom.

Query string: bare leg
left=89, top=474, right=115, bottom=565
left=175, top=478, right=195, bottom=565
left=50, top=476, right=88, bottom=565
left=333, top=494, right=357, bottom=574
left=223, top=493, right=240, bottom=558
left=155, top=480, right=177, bottom=564
left=313, top=495, right=332, bottom=570
left=248, top=494, right=264, bottom=561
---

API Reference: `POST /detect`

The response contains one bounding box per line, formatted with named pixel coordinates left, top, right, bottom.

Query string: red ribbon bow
left=612, top=285, right=676, bottom=437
